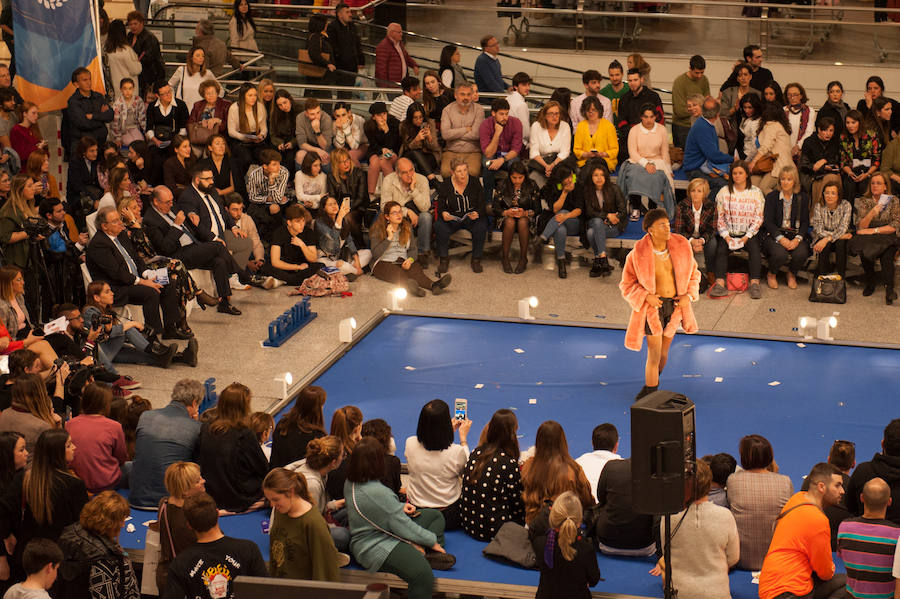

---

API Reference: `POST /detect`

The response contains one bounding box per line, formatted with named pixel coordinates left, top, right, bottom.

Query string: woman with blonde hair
left=326, top=146, right=369, bottom=248
left=627, top=53, right=651, bottom=87
left=521, top=420, right=594, bottom=524
left=156, top=461, right=205, bottom=590
left=58, top=490, right=140, bottom=598
left=197, top=382, right=268, bottom=512
left=762, top=164, right=810, bottom=290
left=0, top=266, right=59, bottom=374
left=370, top=200, right=450, bottom=296
left=0, top=175, right=38, bottom=278
left=264, top=467, right=341, bottom=581
left=529, top=490, right=601, bottom=599
left=749, top=102, right=794, bottom=195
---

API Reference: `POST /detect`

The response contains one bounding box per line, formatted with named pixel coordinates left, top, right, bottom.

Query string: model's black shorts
left=645, top=297, right=676, bottom=336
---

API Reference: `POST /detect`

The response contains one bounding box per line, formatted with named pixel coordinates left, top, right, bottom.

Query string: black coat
left=197, top=424, right=268, bottom=512
left=327, top=168, right=369, bottom=213
left=325, top=19, right=364, bottom=71
left=437, top=176, right=485, bottom=219
left=66, top=157, right=100, bottom=204
left=142, top=206, right=214, bottom=258
left=146, top=100, right=190, bottom=140
left=86, top=231, right=150, bottom=291
left=175, top=185, right=235, bottom=240
left=763, top=189, right=811, bottom=241
left=128, top=29, right=165, bottom=93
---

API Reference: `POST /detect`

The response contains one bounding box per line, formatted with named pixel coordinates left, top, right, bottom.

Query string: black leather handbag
left=809, top=274, right=846, bottom=304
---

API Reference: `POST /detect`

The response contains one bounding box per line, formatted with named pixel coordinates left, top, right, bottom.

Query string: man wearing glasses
left=474, top=35, right=506, bottom=94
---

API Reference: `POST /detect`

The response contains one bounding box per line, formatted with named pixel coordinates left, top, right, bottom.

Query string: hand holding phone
left=454, top=398, right=467, bottom=421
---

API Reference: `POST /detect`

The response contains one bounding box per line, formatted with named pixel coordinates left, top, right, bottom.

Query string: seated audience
left=762, top=81, right=785, bottom=107
left=326, top=148, right=369, bottom=250
left=86, top=206, right=185, bottom=339
left=727, top=434, right=794, bottom=570
left=10, top=103, right=46, bottom=166
left=364, top=102, right=401, bottom=197
left=576, top=423, right=622, bottom=502
left=380, top=157, right=433, bottom=264
left=799, top=117, right=842, bottom=203
left=521, top=420, right=593, bottom=525
left=269, top=90, right=297, bottom=173
left=817, top=80, right=851, bottom=137
left=346, top=436, right=455, bottom=599
left=748, top=102, right=794, bottom=195
left=758, top=463, right=846, bottom=599
left=0, top=351, right=49, bottom=415
left=784, top=82, right=817, bottom=159
left=840, top=110, right=880, bottom=206
left=246, top=148, right=291, bottom=242
left=326, top=405, right=363, bottom=502
left=534, top=166, right=582, bottom=279
left=251, top=411, right=274, bottom=459
left=811, top=181, right=852, bottom=278
left=66, top=68, right=113, bottom=152
left=846, top=419, right=900, bottom=524
left=683, top=97, right=733, bottom=199
left=0, top=429, right=88, bottom=577
left=763, top=165, right=810, bottom=290
left=705, top=453, right=737, bottom=508
left=360, top=418, right=402, bottom=497
left=620, top=104, right=675, bottom=218
left=479, top=98, right=523, bottom=207
left=460, top=409, right=524, bottom=541
left=371, top=201, right=450, bottom=296
left=581, top=161, right=627, bottom=278
left=0, top=375, right=61, bottom=459
left=529, top=100, right=573, bottom=187
left=882, top=135, right=900, bottom=195
left=674, top=178, right=717, bottom=293
left=399, top=102, right=441, bottom=184
left=422, top=70, right=454, bottom=132
left=573, top=97, right=618, bottom=170
left=435, top=158, right=488, bottom=274
left=708, top=160, right=765, bottom=299
left=294, top=97, right=333, bottom=171
left=616, top=67, right=664, bottom=163
left=649, top=461, right=739, bottom=599
left=530, top=490, right=602, bottom=599
left=127, top=141, right=160, bottom=199
left=57, top=491, right=139, bottom=598
left=156, top=461, right=205, bottom=591
left=388, top=76, right=421, bottom=122
left=163, top=492, right=267, bottom=597
left=199, top=135, right=233, bottom=197
left=162, top=135, right=195, bottom=198
left=739, top=93, right=763, bottom=162
left=295, top=151, right=328, bottom=211
left=405, top=399, right=472, bottom=530
left=851, top=173, right=899, bottom=304
left=129, top=379, right=203, bottom=508
left=223, top=194, right=264, bottom=272
left=440, top=83, right=484, bottom=177
left=227, top=83, right=269, bottom=179
left=4, top=538, right=63, bottom=599
left=856, top=76, right=900, bottom=138
left=188, top=79, right=229, bottom=138
left=595, top=457, right=655, bottom=556
left=145, top=82, right=189, bottom=160
left=197, top=382, right=268, bottom=512
left=263, top=467, right=341, bottom=582
left=837, top=477, right=900, bottom=598
left=284, top=435, right=347, bottom=551
left=65, top=383, right=128, bottom=493
left=316, top=196, right=370, bottom=276
left=0, top=267, right=59, bottom=376
left=261, top=204, right=324, bottom=286
left=270, top=385, right=327, bottom=469
left=331, top=102, right=366, bottom=167
left=490, top=161, right=539, bottom=274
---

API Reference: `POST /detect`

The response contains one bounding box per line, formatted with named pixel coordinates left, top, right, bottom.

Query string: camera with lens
left=23, top=216, right=53, bottom=239
left=90, top=313, right=114, bottom=330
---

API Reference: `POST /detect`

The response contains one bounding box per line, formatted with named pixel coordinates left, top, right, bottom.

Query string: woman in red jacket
left=619, top=208, right=700, bottom=400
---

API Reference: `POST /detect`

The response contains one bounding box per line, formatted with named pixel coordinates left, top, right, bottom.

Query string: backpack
left=295, top=270, right=350, bottom=297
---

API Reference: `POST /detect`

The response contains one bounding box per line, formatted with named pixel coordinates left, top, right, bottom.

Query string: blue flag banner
left=12, top=0, right=104, bottom=111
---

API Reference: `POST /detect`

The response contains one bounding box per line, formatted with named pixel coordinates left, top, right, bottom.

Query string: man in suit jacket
left=86, top=206, right=186, bottom=339
left=144, top=186, right=260, bottom=315
left=176, top=164, right=237, bottom=241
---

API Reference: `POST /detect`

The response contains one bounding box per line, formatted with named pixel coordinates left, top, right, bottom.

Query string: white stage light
left=339, top=317, right=357, bottom=343
left=390, top=287, right=407, bottom=311
left=816, top=316, right=838, bottom=341
left=275, top=372, right=293, bottom=401
left=797, top=316, right=815, bottom=340
left=518, top=296, right=538, bottom=320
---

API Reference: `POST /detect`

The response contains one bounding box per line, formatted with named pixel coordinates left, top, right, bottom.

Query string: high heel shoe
left=195, top=290, right=219, bottom=309
left=887, top=287, right=897, bottom=305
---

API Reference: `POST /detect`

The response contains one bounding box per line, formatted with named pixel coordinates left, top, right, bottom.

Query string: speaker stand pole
left=664, top=514, right=676, bottom=599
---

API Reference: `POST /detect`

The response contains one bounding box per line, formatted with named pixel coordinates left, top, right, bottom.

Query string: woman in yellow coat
left=573, top=96, right=618, bottom=170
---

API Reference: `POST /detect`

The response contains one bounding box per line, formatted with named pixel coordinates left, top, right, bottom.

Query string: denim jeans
left=586, top=218, right=620, bottom=255
left=541, top=210, right=581, bottom=258
left=415, top=209, right=433, bottom=255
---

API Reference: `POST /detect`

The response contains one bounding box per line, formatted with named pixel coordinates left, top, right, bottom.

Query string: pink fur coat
left=619, top=233, right=701, bottom=351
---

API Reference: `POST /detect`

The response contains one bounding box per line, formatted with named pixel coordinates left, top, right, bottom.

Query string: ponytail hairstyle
left=547, top=491, right=583, bottom=563
left=330, top=405, right=363, bottom=453
left=263, top=467, right=312, bottom=503
left=304, top=435, right=343, bottom=470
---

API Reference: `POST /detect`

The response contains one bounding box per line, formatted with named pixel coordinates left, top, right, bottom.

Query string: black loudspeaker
left=630, top=390, right=696, bottom=515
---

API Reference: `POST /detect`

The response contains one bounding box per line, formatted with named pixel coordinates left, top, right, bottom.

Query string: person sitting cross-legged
left=532, top=165, right=582, bottom=279
left=261, top=204, right=326, bottom=286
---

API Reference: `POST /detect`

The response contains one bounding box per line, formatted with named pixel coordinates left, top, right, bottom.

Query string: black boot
left=195, top=290, right=218, bottom=309
left=599, top=255, right=612, bottom=276
left=557, top=258, right=567, bottom=279
left=635, top=385, right=658, bottom=401
left=531, top=237, right=544, bottom=264
left=863, top=277, right=876, bottom=296
left=174, top=338, right=199, bottom=368
left=217, top=299, right=242, bottom=315
left=888, top=286, right=897, bottom=305
left=590, top=257, right=603, bottom=278
left=145, top=342, right=178, bottom=369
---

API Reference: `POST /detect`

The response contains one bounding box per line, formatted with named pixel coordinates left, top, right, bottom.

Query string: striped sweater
left=837, top=517, right=900, bottom=599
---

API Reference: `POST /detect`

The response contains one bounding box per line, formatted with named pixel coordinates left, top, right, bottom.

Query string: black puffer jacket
left=58, top=523, right=140, bottom=599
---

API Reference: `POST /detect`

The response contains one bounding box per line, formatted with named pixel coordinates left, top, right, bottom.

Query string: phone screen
left=454, top=398, right=467, bottom=420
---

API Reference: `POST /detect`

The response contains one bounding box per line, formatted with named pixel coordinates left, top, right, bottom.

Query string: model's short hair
left=164, top=461, right=202, bottom=500
left=449, top=156, right=468, bottom=172
left=198, top=79, right=221, bottom=97
left=126, top=10, right=145, bottom=23
left=284, top=204, right=310, bottom=223
left=806, top=462, right=842, bottom=488
left=97, top=205, right=118, bottom=226
left=21, top=538, right=63, bottom=576
left=580, top=95, right=605, bottom=119
left=739, top=434, right=774, bottom=470
left=224, top=192, right=244, bottom=208
left=70, top=67, right=90, bottom=84
left=626, top=67, right=641, bottom=77
left=183, top=492, right=219, bottom=533
left=512, top=72, right=532, bottom=87
left=591, top=423, right=618, bottom=451
left=687, top=177, right=710, bottom=199
left=491, top=98, right=510, bottom=113
left=743, top=44, right=761, bottom=60
left=303, top=97, right=320, bottom=111
left=642, top=208, right=668, bottom=231
left=689, top=54, right=706, bottom=71
left=701, top=97, right=720, bottom=120
left=817, top=116, right=835, bottom=132
left=80, top=491, right=130, bottom=539
left=401, top=76, right=420, bottom=93
left=171, top=379, right=204, bottom=407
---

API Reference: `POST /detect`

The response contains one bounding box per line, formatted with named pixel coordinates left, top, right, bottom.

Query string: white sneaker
left=262, top=276, right=277, bottom=290
left=229, top=273, right=250, bottom=290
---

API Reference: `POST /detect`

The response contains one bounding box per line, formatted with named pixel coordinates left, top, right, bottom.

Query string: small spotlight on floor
left=339, top=317, right=357, bottom=343
left=518, top=296, right=539, bottom=320
left=390, top=287, right=407, bottom=311
left=275, top=372, right=293, bottom=401
left=816, top=316, right=837, bottom=341
left=797, top=316, right=815, bottom=340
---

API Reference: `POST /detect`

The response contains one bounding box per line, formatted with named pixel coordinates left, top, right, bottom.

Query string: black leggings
left=715, top=234, right=762, bottom=280
left=814, top=238, right=848, bottom=278
left=861, top=245, right=896, bottom=289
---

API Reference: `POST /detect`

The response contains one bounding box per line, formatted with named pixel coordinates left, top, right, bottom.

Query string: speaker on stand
left=630, top=390, right=697, bottom=599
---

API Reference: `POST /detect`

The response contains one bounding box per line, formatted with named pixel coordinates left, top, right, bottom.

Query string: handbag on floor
left=483, top=521, right=536, bottom=569
left=809, top=274, right=846, bottom=304
left=726, top=272, right=749, bottom=292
